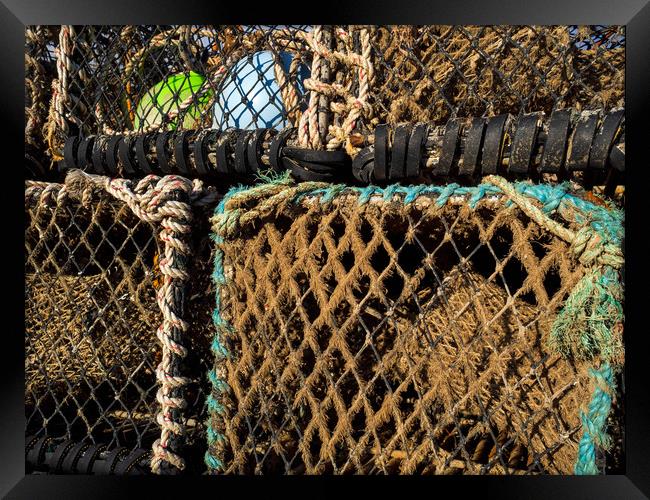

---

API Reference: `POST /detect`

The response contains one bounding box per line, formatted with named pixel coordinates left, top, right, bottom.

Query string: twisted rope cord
left=46, top=25, right=73, bottom=160
left=58, top=170, right=217, bottom=473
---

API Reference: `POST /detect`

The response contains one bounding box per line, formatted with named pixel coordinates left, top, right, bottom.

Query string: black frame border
left=4, top=1, right=649, bottom=497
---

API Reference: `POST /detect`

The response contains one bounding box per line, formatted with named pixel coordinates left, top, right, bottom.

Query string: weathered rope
left=52, top=170, right=218, bottom=474
left=206, top=175, right=623, bottom=474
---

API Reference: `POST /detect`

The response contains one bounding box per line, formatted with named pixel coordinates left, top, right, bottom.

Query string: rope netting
left=24, top=24, right=625, bottom=476
left=25, top=173, right=218, bottom=474
left=25, top=25, right=624, bottom=171
left=206, top=175, right=624, bottom=474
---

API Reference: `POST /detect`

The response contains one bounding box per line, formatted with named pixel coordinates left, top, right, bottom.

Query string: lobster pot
left=24, top=179, right=215, bottom=474
left=41, top=25, right=624, bottom=166
left=206, top=179, right=624, bottom=475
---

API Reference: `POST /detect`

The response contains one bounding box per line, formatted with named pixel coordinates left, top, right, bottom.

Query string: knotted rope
left=61, top=170, right=218, bottom=474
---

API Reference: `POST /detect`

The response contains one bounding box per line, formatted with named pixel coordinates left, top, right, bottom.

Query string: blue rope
left=575, top=362, right=615, bottom=475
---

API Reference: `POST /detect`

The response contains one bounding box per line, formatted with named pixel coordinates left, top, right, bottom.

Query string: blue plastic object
left=213, top=51, right=310, bottom=130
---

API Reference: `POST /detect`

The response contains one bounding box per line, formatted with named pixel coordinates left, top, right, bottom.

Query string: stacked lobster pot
left=25, top=25, right=625, bottom=475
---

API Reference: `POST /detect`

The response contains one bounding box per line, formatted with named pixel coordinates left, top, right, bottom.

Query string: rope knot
left=571, top=226, right=624, bottom=269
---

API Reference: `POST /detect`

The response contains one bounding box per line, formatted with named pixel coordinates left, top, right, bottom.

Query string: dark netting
left=34, top=25, right=624, bottom=170
left=24, top=179, right=216, bottom=474
left=206, top=180, right=624, bottom=475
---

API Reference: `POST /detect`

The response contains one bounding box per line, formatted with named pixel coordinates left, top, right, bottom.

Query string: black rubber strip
left=26, top=436, right=52, bottom=467
left=434, top=118, right=461, bottom=176
left=509, top=113, right=540, bottom=174
left=63, top=136, right=80, bottom=170
left=481, top=115, right=508, bottom=174
left=282, top=147, right=349, bottom=165
left=374, top=125, right=389, bottom=182
left=76, top=444, right=107, bottom=474
left=567, top=111, right=600, bottom=171
left=590, top=109, right=624, bottom=170
left=91, top=136, right=107, bottom=175
left=540, top=109, right=572, bottom=173
left=118, top=136, right=137, bottom=175
left=113, top=450, right=150, bottom=476
left=47, top=440, right=77, bottom=473
left=352, top=146, right=375, bottom=183
left=269, top=127, right=294, bottom=172
left=215, top=128, right=236, bottom=174
left=390, top=124, right=411, bottom=180
left=247, top=129, right=267, bottom=173
left=94, top=447, right=128, bottom=475
left=406, top=123, right=428, bottom=178
left=234, top=130, right=253, bottom=175
left=105, top=136, right=122, bottom=175
left=135, top=135, right=154, bottom=174
left=460, top=117, right=486, bottom=177
left=192, top=130, right=211, bottom=175
left=174, top=131, right=193, bottom=175
left=60, top=442, right=91, bottom=474
left=285, top=157, right=335, bottom=181
left=609, top=141, right=625, bottom=172
left=156, top=131, right=174, bottom=174
left=77, top=136, right=95, bottom=171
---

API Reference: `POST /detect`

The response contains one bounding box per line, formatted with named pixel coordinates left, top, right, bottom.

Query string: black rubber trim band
left=286, top=159, right=335, bottom=181
left=281, top=147, right=349, bottom=165
left=77, top=444, right=107, bottom=474
left=135, top=135, right=154, bottom=174
left=63, top=136, right=80, bottom=170
left=609, top=141, right=625, bottom=172
left=590, top=109, right=624, bottom=170
left=246, top=129, right=267, bottom=174
left=567, top=111, right=600, bottom=171
left=27, top=436, right=52, bottom=467
left=48, top=440, right=77, bottom=473
left=540, top=109, right=572, bottom=173
left=390, top=124, right=412, bottom=180
left=104, top=136, right=121, bottom=175
left=269, top=127, right=294, bottom=172
left=192, top=130, right=211, bottom=175
left=215, top=128, right=236, bottom=174
left=509, top=113, right=541, bottom=174
left=77, top=136, right=95, bottom=171
left=91, top=136, right=108, bottom=175
left=481, top=115, right=508, bottom=175
left=352, top=146, right=375, bottom=183
left=94, top=447, right=129, bottom=475
left=118, top=136, right=137, bottom=175
left=156, top=131, right=174, bottom=174
left=114, top=450, right=150, bottom=476
left=374, top=125, right=389, bottom=182
left=235, top=130, right=253, bottom=175
left=434, top=118, right=461, bottom=176
left=60, top=442, right=91, bottom=474
left=460, top=117, right=486, bottom=177
left=406, top=123, right=427, bottom=178
left=174, top=131, right=193, bottom=175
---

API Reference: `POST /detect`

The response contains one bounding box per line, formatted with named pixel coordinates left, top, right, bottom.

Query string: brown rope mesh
left=370, top=26, right=624, bottom=128
left=25, top=183, right=162, bottom=450
left=211, top=194, right=610, bottom=474
left=25, top=178, right=218, bottom=473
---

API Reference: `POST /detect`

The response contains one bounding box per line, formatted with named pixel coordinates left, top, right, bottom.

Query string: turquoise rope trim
left=208, top=177, right=623, bottom=474
left=575, top=362, right=615, bottom=475
left=204, top=193, right=232, bottom=473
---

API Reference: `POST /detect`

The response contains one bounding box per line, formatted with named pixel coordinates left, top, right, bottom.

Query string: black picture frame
left=4, top=1, right=649, bottom=497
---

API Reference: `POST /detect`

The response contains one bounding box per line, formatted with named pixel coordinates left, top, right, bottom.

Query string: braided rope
left=53, top=170, right=218, bottom=473
left=45, top=25, right=73, bottom=160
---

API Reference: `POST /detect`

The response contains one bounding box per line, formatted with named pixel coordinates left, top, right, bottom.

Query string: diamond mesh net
left=206, top=180, right=624, bottom=475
